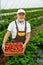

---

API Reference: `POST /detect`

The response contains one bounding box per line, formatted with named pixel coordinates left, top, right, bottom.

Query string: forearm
left=24, top=33, right=31, bottom=45
left=3, top=31, right=11, bottom=44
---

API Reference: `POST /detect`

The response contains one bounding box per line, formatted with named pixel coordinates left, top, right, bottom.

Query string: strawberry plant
left=0, top=8, right=43, bottom=65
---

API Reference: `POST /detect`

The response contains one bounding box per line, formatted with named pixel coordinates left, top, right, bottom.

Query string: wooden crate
left=3, top=42, right=24, bottom=56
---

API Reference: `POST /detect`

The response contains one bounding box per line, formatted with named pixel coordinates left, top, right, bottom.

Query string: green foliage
left=30, top=18, right=43, bottom=29
left=0, top=21, right=9, bottom=31
left=1, top=8, right=43, bottom=13
left=0, top=8, right=43, bottom=65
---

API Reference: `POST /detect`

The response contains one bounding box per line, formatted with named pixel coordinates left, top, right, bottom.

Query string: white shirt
left=7, top=20, right=31, bottom=38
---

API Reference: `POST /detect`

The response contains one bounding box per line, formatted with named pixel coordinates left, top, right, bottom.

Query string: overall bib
left=9, top=21, right=26, bottom=59
left=11, top=21, right=26, bottom=44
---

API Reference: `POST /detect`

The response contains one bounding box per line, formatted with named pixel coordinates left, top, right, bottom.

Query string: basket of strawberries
left=3, top=42, right=24, bottom=56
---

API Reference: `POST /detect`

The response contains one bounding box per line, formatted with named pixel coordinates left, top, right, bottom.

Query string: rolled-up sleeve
left=7, top=22, right=13, bottom=32
left=26, top=22, right=31, bottom=34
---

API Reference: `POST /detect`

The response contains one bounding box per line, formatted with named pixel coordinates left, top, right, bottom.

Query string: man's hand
left=2, top=44, right=5, bottom=52
left=2, top=31, right=11, bottom=52
left=23, top=33, right=31, bottom=52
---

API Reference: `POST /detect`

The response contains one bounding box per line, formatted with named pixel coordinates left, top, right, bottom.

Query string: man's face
left=17, top=13, right=25, bottom=22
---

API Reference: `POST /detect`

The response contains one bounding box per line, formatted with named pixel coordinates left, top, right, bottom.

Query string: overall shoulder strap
left=15, top=21, right=26, bottom=33
left=25, top=21, right=26, bottom=33
left=15, top=21, right=18, bottom=31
